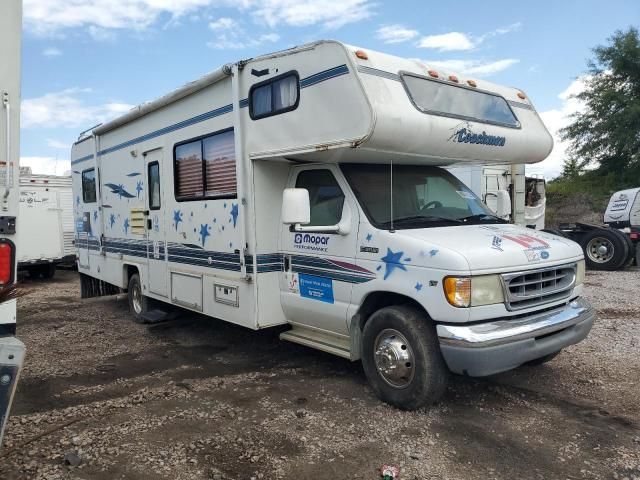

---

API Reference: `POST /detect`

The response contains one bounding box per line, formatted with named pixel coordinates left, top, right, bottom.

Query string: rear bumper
left=436, top=297, right=595, bottom=376
left=0, top=336, right=25, bottom=446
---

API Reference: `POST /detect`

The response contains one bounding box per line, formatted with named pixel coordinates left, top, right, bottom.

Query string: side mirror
left=282, top=188, right=310, bottom=225
left=495, top=190, right=512, bottom=218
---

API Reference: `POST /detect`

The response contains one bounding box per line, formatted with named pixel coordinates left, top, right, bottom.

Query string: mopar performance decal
left=299, top=274, right=334, bottom=304
left=294, top=233, right=330, bottom=252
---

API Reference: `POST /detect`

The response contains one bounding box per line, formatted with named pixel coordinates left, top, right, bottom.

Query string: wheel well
left=124, top=264, right=139, bottom=289
left=355, top=291, right=428, bottom=331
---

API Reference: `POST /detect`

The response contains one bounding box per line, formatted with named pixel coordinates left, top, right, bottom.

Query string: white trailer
left=18, top=168, right=74, bottom=278
left=72, top=41, right=594, bottom=409
left=0, top=0, right=26, bottom=446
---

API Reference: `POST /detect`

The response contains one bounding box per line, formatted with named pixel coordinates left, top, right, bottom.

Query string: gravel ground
left=0, top=268, right=639, bottom=480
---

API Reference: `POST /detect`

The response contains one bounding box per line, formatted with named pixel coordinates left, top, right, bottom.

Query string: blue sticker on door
left=299, top=274, right=334, bottom=304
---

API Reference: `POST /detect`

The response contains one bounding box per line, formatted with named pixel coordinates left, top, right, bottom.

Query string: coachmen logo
left=294, top=233, right=330, bottom=252
left=449, top=127, right=506, bottom=147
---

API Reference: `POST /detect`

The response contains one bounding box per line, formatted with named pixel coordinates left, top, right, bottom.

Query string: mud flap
left=0, top=337, right=25, bottom=447
left=80, top=273, right=121, bottom=299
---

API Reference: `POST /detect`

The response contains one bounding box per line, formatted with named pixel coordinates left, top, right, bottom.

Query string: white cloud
left=207, top=17, right=279, bottom=49
left=417, top=32, right=474, bottom=51
left=20, top=156, right=71, bottom=176
left=417, top=22, right=522, bottom=52
left=42, top=47, right=62, bottom=57
left=423, top=58, right=520, bottom=77
left=527, top=77, right=587, bottom=179
left=46, top=139, right=71, bottom=150
left=22, top=88, right=134, bottom=129
left=376, top=24, right=419, bottom=44
left=23, top=0, right=375, bottom=37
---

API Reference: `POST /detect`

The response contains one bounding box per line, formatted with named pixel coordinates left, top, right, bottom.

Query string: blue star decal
left=199, top=224, right=211, bottom=246
left=430, top=249, right=439, bottom=257
left=173, top=210, right=183, bottom=231
left=123, top=218, right=130, bottom=235
left=93, top=210, right=98, bottom=222
left=380, top=248, right=407, bottom=280
left=230, top=203, right=239, bottom=228
left=415, top=282, right=423, bottom=292
left=109, top=213, right=116, bottom=229
left=135, top=180, right=143, bottom=198
left=76, top=195, right=80, bottom=206
left=366, top=233, right=373, bottom=242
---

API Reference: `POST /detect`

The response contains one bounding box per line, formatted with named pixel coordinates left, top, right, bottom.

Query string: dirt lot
left=1, top=269, right=639, bottom=480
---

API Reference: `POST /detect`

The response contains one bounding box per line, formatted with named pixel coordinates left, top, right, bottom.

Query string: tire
left=612, top=230, right=635, bottom=267
left=127, top=273, right=149, bottom=323
left=361, top=305, right=449, bottom=410
left=526, top=350, right=561, bottom=366
left=580, top=229, right=628, bottom=271
left=636, top=242, right=640, bottom=267
left=25, top=267, right=40, bottom=280
left=41, top=264, right=56, bottom=279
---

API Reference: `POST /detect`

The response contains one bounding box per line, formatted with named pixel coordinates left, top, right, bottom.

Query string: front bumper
left=436, top=297, right=595, bottom=377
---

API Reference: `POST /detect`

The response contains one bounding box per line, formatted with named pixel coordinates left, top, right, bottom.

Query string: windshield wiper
left=380, top=215, right=462, bottom=228
left=458, top=213, right=509, bottom=224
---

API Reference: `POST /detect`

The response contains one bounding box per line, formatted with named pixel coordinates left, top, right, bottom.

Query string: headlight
left=444, top=275, right=504, bottom=308
left=575, top=259, right=585, bottom=286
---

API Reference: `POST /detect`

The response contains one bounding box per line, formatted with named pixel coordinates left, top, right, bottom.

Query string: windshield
left=341, top=164, right=506, bottom=229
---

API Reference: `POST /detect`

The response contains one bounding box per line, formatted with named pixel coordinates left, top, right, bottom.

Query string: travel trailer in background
left=18, top=168, right=74, bottom=278
left=448, top=164, right=546, bottom=229
left=0, top=0, right=26, bottom=447
left=72, top=40, right=593, bottom=409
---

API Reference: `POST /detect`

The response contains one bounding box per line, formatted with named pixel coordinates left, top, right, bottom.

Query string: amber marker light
left=355, top=50, right=368, bottom=60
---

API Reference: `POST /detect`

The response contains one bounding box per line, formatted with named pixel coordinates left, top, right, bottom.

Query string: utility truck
left=18, top=168, right=75, bottom=278
left=71, top=41, right=594, bottom=409
left=0, top=0, right=26, bottom=445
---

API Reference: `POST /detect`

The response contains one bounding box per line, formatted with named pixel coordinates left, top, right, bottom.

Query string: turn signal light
left=428, top=69, right=439, bottom=78
left=355, top=50, right=368, bottom=60
left=443, top=277, right=471, bottom=308
left=0, top=241, right=14, bottom=286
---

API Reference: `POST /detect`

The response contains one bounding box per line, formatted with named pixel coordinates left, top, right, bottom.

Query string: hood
left=400, top=223, right=583, bottom=273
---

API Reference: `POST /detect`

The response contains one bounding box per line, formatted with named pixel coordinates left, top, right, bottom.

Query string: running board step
left=140, top=309, right=175, bottom=324
left=280, top=325, right=351, bottom=359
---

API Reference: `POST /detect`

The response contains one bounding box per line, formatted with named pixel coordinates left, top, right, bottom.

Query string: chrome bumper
left=436, top=297, right=595, bottom=376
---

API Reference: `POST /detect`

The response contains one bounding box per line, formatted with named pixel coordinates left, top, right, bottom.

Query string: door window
left=295, top=170, right=345, bottom=227
left=148, top=161, right=161, bottom=209
left=82, top=168, right=96, bottom=203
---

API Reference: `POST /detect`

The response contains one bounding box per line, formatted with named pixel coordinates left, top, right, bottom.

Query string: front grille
left=502, top=264, right=576, bottom=311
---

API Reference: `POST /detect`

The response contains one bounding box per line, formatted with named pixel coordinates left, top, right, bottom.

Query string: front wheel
left=361, top=305, right=449, bottom=410
left=580, top=229, right=627, bottom=270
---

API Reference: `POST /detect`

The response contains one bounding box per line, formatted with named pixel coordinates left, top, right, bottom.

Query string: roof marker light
left=517, top=92, right=526, bottom=100
left=467, top=79, right=477, bottom=87
left=448, top=75, right=459, bottom=83
left=355, top=50, right=368, bottom=60
left=428, top=70, right=439, bottom=78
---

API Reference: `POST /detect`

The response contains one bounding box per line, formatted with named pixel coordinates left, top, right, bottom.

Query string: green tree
left=560, top=157, right=583, bottom=179
left=560, top=27, right=640, bottom=176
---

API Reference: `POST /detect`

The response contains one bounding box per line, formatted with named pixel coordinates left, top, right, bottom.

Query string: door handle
left=147, top=219, right=152, bottom=230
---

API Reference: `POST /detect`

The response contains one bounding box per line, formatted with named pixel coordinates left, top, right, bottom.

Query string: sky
left=18, top=0, right=640, bottom=178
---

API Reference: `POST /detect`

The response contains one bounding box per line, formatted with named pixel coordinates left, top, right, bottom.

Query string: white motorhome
left=18, top=168, right=75, bottom=278
left=0, top=0, right=26, bottom=445
left=71, top=41, right=594, bottom=409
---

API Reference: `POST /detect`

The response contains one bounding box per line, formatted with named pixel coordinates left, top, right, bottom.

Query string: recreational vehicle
left=71, top=41, right=594, bottom=409
left=0, top=0, right=26, bottom=445
left=18, top=168, right=75, bottom=278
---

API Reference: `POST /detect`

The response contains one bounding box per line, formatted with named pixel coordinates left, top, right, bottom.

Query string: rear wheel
left=361, top=305, right=448, bottom=410
left=580, top=229, right=627, bottom=270
left=127, top=273, right=149, bottom=323
left=41, top=264, right=56, bottom=279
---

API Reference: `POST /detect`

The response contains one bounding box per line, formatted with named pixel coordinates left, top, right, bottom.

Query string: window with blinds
left=174, top=129, right=236, bottom=201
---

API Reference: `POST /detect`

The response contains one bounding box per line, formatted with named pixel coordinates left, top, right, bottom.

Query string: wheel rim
left=373, top=329, right=415, bottom=389
left=586, top=237, right=615, bottom=263
left=131, top=283, right=143, bottom=314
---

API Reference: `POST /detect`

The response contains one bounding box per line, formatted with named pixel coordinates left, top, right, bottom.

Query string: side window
left=296, top=170, right=345, bottom=227
left=174, top=129, right=236, bottom=201
left=249, top=72, right=299, bottom=120
left=148, top=162, right=161, bottom=210
left=82, top=168, right=96, bottom=203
